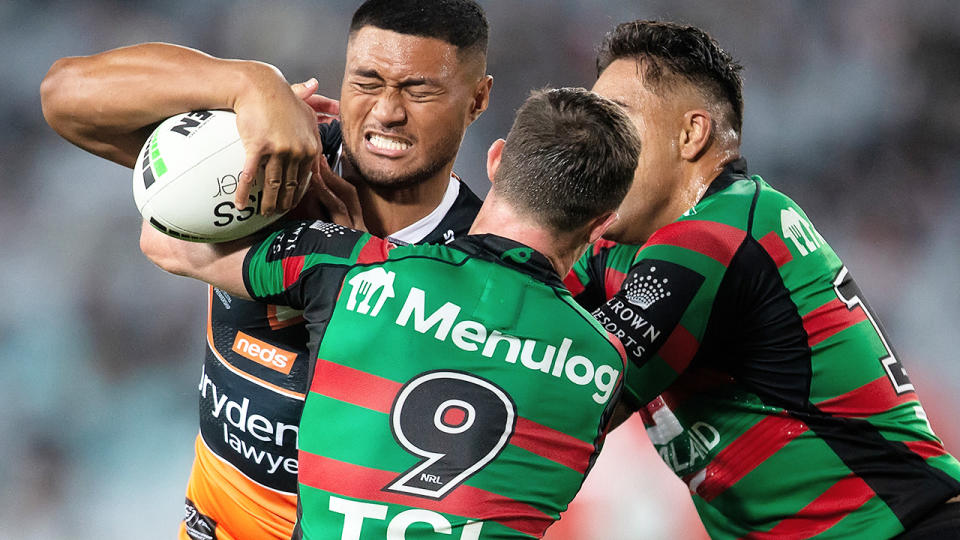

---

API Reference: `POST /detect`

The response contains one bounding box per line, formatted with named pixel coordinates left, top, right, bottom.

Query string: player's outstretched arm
left=139, top=220, right=252, bottom=299
left=40, top=42, right=320, bottom=215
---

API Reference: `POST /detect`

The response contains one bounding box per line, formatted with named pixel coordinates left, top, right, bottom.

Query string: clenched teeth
left=368, top=133, right=411, bottom=151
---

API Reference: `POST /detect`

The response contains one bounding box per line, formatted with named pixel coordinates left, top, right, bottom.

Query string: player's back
left=571, top=159, right=960, bottom=538
left=256, top=233, right=626, bottom=539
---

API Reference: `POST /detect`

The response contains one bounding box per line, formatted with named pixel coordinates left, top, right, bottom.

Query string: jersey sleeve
left=566, top=240, right=642, bottom=311
left=243, top=220, right=393, bottom=309
left=590, top=220, right=746, bottom=408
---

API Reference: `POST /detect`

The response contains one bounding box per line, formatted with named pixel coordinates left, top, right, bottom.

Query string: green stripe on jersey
left=926, top=453, right=960, bottom=479
left=808, top=320, right=893, bottom=401
left=711, top=435, right=849, bottom=522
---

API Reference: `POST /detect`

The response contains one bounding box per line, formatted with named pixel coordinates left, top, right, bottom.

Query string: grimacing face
left=340, top=26, right=490, bottom=190
left=591, top=58, right=683, bottom=244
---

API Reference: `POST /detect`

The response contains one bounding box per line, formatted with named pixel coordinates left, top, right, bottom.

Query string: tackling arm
left=139, top=220, right=252, bottom=299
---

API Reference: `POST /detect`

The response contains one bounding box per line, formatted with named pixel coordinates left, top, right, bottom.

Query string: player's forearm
left=40, top=42, right=284, bottom=167
left=140, top=220, right=252, bottom=299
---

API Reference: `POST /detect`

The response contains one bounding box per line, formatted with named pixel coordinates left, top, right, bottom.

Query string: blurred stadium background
left=2, top=1, right=959, bottom=538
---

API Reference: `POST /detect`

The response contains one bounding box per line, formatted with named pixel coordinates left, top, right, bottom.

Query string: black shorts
left=896, top=496, right=960, bottom=539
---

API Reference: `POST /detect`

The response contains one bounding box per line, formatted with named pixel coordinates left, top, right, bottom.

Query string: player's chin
left=357, top=165, right=427, bottom=190
left=355, top=159, right=440, bottom=191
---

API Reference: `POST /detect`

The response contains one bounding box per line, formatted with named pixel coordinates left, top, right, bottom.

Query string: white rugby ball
left=132, top=110, right=289, bottom=242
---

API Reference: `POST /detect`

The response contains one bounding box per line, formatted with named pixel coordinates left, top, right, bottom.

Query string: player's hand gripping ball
left=133, top=110, right=307, bottom=242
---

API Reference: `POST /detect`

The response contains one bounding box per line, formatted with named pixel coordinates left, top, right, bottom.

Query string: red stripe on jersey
left=563, top=271, right=586, bottom=297
left=803, top=298, right=867, bottom=347
left=357, top=236, right=394, bottom=264
left=695, top=414, right=808, bottom=502
left=742, top=475, right=875, bottom=539
left=592, top=238, right=617, bottom=255
left=310, top=358, right=400, bottom=413
left=758, top=231, right=793, bottom=268
left=644, top=220, right=746, bottom=267
left=309, top=359, right=597, bottom=473
left=815, top=376, right=917, bottom=418
left=604, top=268, right=628, bottom=300
left=904, top=440, right=949, bottom=460
left=658, top=325, right=699, bottom=374
left=606, top=331, right=628, bottom=368
left=282, top=255, right=305, bottom=289
left=298, top=451, right=554, bottom=537
left=512, top=417, right=595, bottom=474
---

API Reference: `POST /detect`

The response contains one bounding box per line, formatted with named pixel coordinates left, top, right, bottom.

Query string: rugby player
left=140, top=87, right=640, bottom=539
left=567, top=20, right=960, bottom=538
left=40, top=1, right=492, bottom=538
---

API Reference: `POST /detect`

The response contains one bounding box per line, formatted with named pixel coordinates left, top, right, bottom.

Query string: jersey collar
left=452, top=234, right=564, bottom=289
left=702, top=157, right=750, bottom=200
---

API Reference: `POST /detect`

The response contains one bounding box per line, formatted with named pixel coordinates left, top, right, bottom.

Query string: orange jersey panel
left=180, top=434, right=297, bottom=540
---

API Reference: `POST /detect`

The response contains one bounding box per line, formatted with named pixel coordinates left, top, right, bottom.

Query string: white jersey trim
left=388, top=176, right=461, bottom=244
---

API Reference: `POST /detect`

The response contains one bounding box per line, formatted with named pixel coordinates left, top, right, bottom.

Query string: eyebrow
left=350, top=68, right=441, bottom=88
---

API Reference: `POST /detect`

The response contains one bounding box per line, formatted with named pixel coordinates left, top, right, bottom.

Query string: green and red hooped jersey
left=568, top=158, right=960, bottom=539
left=244, top=226, right=627, bottom=539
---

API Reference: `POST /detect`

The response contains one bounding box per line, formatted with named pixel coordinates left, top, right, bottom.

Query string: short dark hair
left=597, top=20, right=744, bottom=135
left=494, top=88, right=640, bottom=232
left=350, top=0, right=488, bottom=56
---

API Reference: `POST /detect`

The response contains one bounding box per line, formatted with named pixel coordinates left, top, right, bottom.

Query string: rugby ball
left=132, top=110, right=291, bottom=242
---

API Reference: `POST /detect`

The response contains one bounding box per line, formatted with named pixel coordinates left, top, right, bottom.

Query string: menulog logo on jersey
left=345, top=268, right=619, bottom=404
left=232, top=331, right=296, bottom=375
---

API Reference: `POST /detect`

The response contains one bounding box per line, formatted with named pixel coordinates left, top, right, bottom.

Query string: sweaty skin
left=591, top=58, right=727, bottom=245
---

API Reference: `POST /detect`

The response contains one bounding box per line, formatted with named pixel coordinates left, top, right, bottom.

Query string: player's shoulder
left=750, top=175, right=817, bottom=225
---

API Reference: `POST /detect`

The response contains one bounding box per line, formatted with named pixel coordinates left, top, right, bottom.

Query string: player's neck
left=347, top=167, right=452, bottom=238
left=673, top=151, right=740, bottom=216
left=469, top=195, right=583, bottom=278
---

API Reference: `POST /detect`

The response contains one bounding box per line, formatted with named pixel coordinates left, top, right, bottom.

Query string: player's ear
left=587, top=211, right=619, bottom=244
left=486, top=138, right=505, bottom=184
left=680, top=109, right=713, bottom=161
left=468, top=75, right=494, bottom=123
